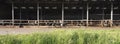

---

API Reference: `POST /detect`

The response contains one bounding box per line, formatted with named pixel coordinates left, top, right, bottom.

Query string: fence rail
left=0, top=20, right=119, bottom=27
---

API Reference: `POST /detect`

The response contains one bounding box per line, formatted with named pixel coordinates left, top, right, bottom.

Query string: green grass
left=0, top=29, right=120, bottom=44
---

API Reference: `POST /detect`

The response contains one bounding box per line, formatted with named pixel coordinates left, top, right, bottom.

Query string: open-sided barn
left=0, top=0, right=120, bottom=27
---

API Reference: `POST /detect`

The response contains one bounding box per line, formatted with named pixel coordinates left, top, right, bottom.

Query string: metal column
left=102, top=9, right=105, bottom=20
left=110, top=3, right=113, bottom=27
left=40, top=9, right=42, bottom=20
left=12, top=3, right=14, bottom=27
left=86, top=3, right=89, bottom=27
left=101, top=8, right=105, bottom=27
left=37, top=3, right=40, bottom=26
left=82, top=9, right=84, bottom=20
left=19, top=8, right=22, bottom=26
left=61, top=3, right=64, bottom=27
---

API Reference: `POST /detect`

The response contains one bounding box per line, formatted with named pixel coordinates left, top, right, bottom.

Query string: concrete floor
left=0, top=27, right=119, bottom=35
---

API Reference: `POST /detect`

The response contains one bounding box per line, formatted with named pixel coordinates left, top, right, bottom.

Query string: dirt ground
left=0, top=27, right=119, bottom=35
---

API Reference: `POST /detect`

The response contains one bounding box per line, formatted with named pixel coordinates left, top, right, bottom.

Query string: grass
left=0, top=29, right=120, bottom=44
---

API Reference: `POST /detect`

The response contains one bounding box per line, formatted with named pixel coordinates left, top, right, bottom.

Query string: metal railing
left=0, top=20, right=119, bottom=27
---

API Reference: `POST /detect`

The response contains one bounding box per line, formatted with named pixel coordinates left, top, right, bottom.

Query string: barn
left=0, top=0, right=120, bottom=27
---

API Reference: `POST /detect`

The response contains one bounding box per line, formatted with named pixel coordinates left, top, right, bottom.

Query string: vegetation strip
left=0, top=30, right=120, bottom=44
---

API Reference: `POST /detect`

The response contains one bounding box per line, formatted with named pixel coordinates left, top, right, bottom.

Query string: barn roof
left=1, top=0, right=120, bottom=3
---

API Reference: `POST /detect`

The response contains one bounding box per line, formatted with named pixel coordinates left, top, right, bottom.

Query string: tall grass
left=0, top=29, right=120, bottom=44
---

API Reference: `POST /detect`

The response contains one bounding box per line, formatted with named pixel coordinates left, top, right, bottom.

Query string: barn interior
left=0, top=0, right=120, bottom=27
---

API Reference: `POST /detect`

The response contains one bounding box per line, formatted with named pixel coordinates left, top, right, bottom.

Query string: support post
left=40, top=9, right=42, bottom=20
left=18, top=7, right=23, bottom=28
left=61, top=3, right=64, bottom=27
left=101, top=9, right=105, bottom=27
left=110, top=3, right=113, bottom=27
left=82, top=9, right=84, bottom=20
left=86, top=3, right=89, bottom=27
left=37, top=3, right=40, bottom=26
left=12, top=3, right=14, bottom=27
left=102, top=9, right=105, bottom=20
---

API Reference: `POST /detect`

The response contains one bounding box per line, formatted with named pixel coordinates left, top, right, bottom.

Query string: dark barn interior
left=0, top=0, right=120, bottom=27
